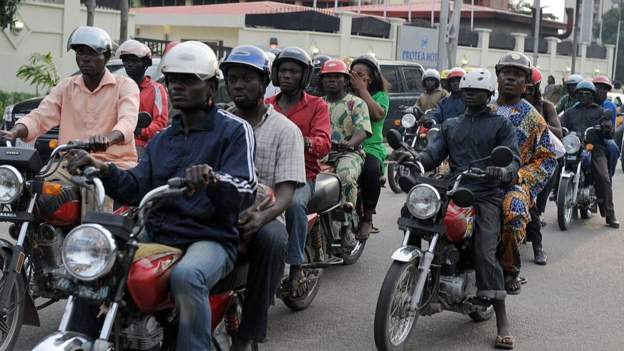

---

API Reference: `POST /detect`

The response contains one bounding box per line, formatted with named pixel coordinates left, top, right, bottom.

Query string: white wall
left=0, top=0, right=135, bottom=94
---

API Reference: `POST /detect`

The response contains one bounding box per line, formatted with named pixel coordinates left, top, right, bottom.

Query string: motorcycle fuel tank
left=443, top=201, right=475, bottom=242
left=308, top=173, right=341, bottom=214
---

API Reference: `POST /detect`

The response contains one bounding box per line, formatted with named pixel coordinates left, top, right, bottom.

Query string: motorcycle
left=34, top=173, right=260, bottom=351
left=278, top=143, right=367, bottom=311
left=556, top=126, right=602, bottom=230
left=373, top=129, right=513, bottom=351
left=387, top=108, right=440, bottom=194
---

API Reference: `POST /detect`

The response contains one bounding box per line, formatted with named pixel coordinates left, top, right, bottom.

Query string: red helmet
left=320, top=59, right=349, bottom=76
left=529, top=67, right=542, bottom=86
left=593, top=75, right=613, bottom=90
left=447, top=67, right=466, bottom=80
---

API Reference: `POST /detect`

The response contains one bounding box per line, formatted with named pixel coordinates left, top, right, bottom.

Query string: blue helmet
left=575, top=80, right=596, bottom=94
left=221, top=45, right=270, bottom=86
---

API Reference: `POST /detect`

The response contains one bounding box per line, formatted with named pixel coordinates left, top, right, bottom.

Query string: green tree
left=598, top=8, right=624, bottom=82
left=0, top=0, right=22, bottom=29
left=16, top=52, right=60, bottom=95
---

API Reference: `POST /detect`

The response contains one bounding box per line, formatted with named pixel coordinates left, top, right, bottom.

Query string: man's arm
left=555, top=95, right=567, bottom=114
left=419, top=122, right=449, bottom=171
left=543, top=101, right=563, bottom=139
left=430, top=98, right=445, bottom=124
left=11, top=82, right=65, bottom=142
left=497, top=118, right=521, bottom=183
left=140, top=84, right=169, bottom=141
left=347, top=98, right=372, bottom=148
left=517, top=114, right=557, bottom=202
left=110, top=77, right=140, bottom=145
left=305, top=101, right=331, bottom=159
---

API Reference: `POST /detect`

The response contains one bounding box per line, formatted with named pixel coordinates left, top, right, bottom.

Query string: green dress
left=363, top=91, right=390, bottom=169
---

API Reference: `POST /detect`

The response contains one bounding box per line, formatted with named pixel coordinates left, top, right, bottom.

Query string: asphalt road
left=8, top=172, right=624, bottom=351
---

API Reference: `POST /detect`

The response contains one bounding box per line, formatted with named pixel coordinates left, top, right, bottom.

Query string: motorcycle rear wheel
left=557, top=177, right=574, bottom=231
left=281, top=242, right=322, bottom=311
left=341, top=239, right=366, bottom=266
left=0, top=251, right=25, bottom=351
left=387, top=163, right=402, bottom=194
left=374, top=261, right=420, bottom=351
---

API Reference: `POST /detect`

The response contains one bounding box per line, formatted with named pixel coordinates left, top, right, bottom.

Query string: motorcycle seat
left=133, top=243, right=182, bottom=262
left=212, top=261, right=249, bottom=294
left=307, top=173, right=342, bottom=214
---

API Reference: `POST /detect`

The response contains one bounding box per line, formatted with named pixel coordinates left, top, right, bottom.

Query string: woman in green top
left=350, top=54, right=391, bottom=240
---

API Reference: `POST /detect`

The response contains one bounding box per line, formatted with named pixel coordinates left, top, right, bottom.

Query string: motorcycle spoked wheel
left=557, top=177, right=574, bottom=231
left=339, top=218, right=366, bottom=266
left=388, top=155, right=410, bottom=194
left=374, top=260, right=425, bottom=351
left=280, top=240, right=322, bottom=312
left=0, top=250, right=25, bottom=351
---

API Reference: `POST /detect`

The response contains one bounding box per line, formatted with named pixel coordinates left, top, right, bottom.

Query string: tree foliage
left=597, top=8, right=624, bottom=82
left=0, top=0, right=22, bottom=29
left=16, top=52, right=60, bottom=95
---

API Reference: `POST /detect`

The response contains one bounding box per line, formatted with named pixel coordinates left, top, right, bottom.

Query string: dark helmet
left=268, top=47, right=282, bottom=57
left=221, top=45, right=270, bottom=87
left=495, top=52, right=532, bottom=78
left=350, top=54, right=381, bottom=75
left=271, top=47, right=313, bottom=88
left=67, top=26, right=112, bottom=55
left=312, top=55, right=331, bottom=70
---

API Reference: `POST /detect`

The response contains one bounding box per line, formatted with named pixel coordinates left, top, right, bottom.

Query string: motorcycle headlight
left=2, top=105, right=13, bottom=124
left=562, top=134, right=581, bottom=154
left=62, top=224, right=117, bottom=281
left=406, top=184, right=441, bottom=219
left=401, top=114, right=417, bottom=129
left=0, top=165, right=23, bottom=204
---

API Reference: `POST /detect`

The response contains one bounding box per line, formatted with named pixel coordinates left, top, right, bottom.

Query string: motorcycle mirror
left=387, top=129, right=403, bottom=150
left=398, top=175, right=417, bottom=193
left=452, top=188, right=475, bottom=208
left=137, top=112, right=153, bottom=129
left=562, top=127, right=569, bottom=136
left=490, top=146, right=513, bottom=167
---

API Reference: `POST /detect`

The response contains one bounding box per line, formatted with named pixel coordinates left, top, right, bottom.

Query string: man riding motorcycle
left=265, top=47, right=331, bottom=299
left=117, top=39, right=168, bottom=150
left=494, top=52, right=557, bottom=294
left=0, top=26, right=140, bottom=213
left=415, top=68, right=449, bottom=111
left=592, top=75, right=621, bottom=179
left=556, top=74, right=583, bottom=114
left=320, top=59, right=372, bottom=246
left=416, top=68, right=520, bottom=349
left=431, top=67, right=466, bottom=123
left=66, top=41, right=257, bottom=350
left=221, top=45, right=306, bottom=350
left=561, top=81, right=620, bottom=228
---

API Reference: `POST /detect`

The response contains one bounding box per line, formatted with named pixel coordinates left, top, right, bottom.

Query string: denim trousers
left=285, top=181, right=315, bottom=265
left=605, top=139, right=620, bottom=178
left=170, top=240, right=234, bottom=351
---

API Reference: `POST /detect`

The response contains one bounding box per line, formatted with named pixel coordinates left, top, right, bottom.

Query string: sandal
left=495, top=335, right=515, bottom=349
left=289, top=271, right=311, bottom=299
left=505, top=276, right=522, bottom=295
left=356, top=221, right=373, bottom=241
left=370, top=225, right=380, bottom=234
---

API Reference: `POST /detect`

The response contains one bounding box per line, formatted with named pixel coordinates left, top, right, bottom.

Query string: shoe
left=606, top=217, right=620, bottom=229
left=533, top=249, right=547, bottom=265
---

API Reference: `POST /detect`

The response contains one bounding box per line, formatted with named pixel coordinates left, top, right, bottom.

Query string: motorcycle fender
left=560, top=171, right=574, bottom=180
left=391, top=245, right=422, bottom=263
left=0, top=239, right=40, bottom=326
left=33, top=331, right=93, bottom=351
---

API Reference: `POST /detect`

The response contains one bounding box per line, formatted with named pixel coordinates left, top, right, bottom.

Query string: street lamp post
left=614, top=4, right=622, bottom=81
left=532, top=0, right=540, bottom=65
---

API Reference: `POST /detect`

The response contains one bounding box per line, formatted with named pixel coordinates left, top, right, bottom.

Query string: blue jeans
left=605, top=139, right=620, bottom=178
left=170, top=240, right=234, bottom=351
left=285, top=181, right=315, bottom=265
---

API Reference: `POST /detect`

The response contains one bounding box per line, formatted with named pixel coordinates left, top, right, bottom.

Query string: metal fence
left=524, top=37, right=548, bottom=54
left=489, top=32, right=515, bottom=50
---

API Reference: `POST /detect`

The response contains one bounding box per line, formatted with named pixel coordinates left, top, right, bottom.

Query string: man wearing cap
left=493, top=52, right=557, bottom=295
left=118, top=39, right=168, bottom=151
left=556, top=74, right=583, bottom=114
left=415, top=68, right=449, bottom=111
left=593, top=75, right=621, bottom=179
left=431, top=67, right=466, bottom=124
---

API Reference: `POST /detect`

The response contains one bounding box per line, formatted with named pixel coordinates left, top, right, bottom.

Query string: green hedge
left=0, top=91, right=37, bottom=120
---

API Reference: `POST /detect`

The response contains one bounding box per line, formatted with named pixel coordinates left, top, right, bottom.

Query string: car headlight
left=406, top=184, right=441, bottom=219
left=0, top=165, right=23, bottom=204
left=62, top=224, right=117, bottom=281
left=401, top=114, right=417, bottom=128
left=562, top=134, right=581, bottom=154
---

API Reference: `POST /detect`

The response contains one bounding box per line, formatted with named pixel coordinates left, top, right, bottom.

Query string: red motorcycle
left=33, top=175, right=259, bottom=351
left=373, top=130, right=513, bottom=351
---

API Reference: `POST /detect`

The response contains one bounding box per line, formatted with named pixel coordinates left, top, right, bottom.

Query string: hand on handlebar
left=333, top=140, right=356, bottom=152
left=485, top=166, right=513, bottom=183
left=185, top=164, right=218, bottom=194
left=88, top=135, right=113, bottom=152
left=0, top=130, right=17, bottom=145
left=66, top=150, right=107, bottom=175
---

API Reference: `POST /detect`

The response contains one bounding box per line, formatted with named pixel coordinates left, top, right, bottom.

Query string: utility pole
left=614, top=4, right=622, bottom=81
left=120, top=0, right=129, bottom=42
left=86, top=0, right=96, bottom=26
left=571, top=0, right=580, bottom=73
left=532, top=0, right=540, bottom=65
left=447, top=0, right=462, bottom=68
left=437, top=0, right=449, bottom=71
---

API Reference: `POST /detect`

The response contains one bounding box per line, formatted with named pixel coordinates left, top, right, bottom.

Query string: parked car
left=378, top=60, right=424, bottom=133
left=2, top=58, right=161, bottom=161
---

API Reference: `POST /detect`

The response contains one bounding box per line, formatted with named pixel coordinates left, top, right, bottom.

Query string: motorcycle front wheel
left=0, top=251, right=25, bottom=351
left=374, top=261, right=420, bottom=351
left=557, top=177, right=574, bottom=231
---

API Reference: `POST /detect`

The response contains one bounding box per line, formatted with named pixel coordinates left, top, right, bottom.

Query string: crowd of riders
left=0, top=24, right=620, bottom=350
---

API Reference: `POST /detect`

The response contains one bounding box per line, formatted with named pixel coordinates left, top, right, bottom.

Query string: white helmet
left=161, top=41, right=219, bottom=80
left=422, top=68, right=441, bottom=82
left=459, top=68, right=495, bottom=94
